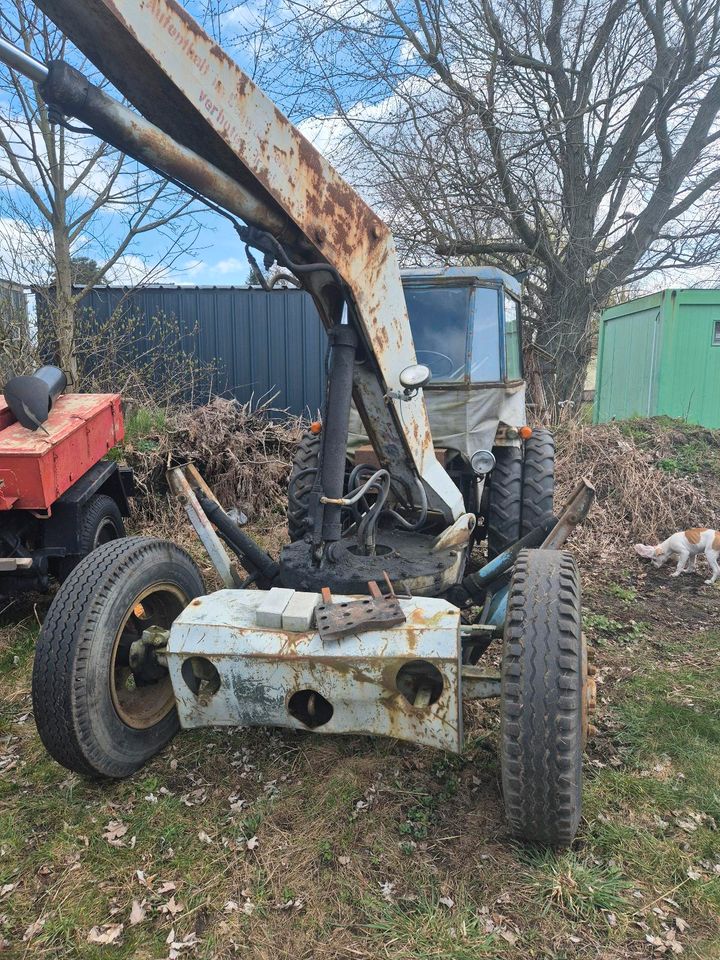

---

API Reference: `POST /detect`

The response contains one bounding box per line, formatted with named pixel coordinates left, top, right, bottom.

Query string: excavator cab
left=339, top=266, right=555, bottom=558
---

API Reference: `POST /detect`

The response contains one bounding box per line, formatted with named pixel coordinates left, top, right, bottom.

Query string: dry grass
left=124, top=398, right=304, bottom=524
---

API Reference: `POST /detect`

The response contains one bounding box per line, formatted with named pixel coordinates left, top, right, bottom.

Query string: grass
left=618, top=415, right=720, bottom=475
left=582, top=610, right=648, bottom=645
left=522, top=850, right=629, bottom=921
left=2, top=581, right=720, bottom=957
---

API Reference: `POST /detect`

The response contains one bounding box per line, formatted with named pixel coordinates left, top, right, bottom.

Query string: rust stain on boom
left=33, top=0, right=464, bottom=519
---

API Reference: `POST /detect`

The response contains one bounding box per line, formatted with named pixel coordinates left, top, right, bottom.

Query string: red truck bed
left=0, top=394, right=124, bottom=511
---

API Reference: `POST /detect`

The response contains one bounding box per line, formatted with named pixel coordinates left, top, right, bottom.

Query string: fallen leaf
left=380, top=881, right=395, bottom=902
left=160, top=895, right=184, bottom=917
left=0, top=884, right=15, bottom=897
left=102, top=821, right=128, bottom=847
left=246, top=836, right=259, bottom=851
left=157, top=881, right=177, bottom=895
left=439, top=896, right=455, bottom=909
left=129, top=900, right=146, bottom=926
left=87, top=923, right=124, bottom=945
left=338, top=856, right=351, bottom=866
left=242, top=900, right=255, bottom=915
left=22, top=916, right=46, bottom=941
left=197, top=830, right=213, bottom=844
left=224, top=900, right=239, bottom=913
left=167, top=930, right=200, bottom=958
left=675, top=918, right=688, bottom=933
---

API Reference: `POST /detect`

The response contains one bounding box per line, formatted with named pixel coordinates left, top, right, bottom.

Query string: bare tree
left=0, top=0, right=202, bottom=384
left=220, top=0, right=720, bottom=406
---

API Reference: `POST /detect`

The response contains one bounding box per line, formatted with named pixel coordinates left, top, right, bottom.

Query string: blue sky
left=0, top=1, right=318, bottom=289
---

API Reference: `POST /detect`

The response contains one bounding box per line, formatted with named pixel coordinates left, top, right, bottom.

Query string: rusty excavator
left=0, top=0, right=595, bottom=848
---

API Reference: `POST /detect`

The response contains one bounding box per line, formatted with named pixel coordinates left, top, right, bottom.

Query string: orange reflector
left=133, top=602, right=147, bottom=619
left=519, top=426, right=533, bottom=440
left=310, top=420, right=322, bottom=434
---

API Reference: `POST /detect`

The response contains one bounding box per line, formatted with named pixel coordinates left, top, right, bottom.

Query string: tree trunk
left=52, top=219, right=79, bottom=388
left=533, top=278, right=594, bottom=412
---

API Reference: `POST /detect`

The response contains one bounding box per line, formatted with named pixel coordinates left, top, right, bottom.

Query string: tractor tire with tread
left=500, top=548, right=584, bottom=847
left=32, top=536, right=204, bottom=779
left=487, top=446, right=522, bottom=558
left=287, top=430, right=321, bottom=542
left=520, top=429, right=555, bottom=538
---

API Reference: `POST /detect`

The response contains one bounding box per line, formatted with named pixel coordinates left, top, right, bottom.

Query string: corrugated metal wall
left=74, top=285, right=327, bottom=415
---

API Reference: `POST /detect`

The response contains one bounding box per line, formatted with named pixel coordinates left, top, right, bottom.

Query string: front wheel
left=32, top=537, right=204, bottom=779
left=500, top=549, right=584, bottom=847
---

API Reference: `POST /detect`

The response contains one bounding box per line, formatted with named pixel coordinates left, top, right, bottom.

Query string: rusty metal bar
left=33, top=0, right=466, bottom=524
left=166, top=466, right=241, bottom=589
left=39, top=60, right=297, bottom=244
left=461, top=666, right=501, bottom=700
left=540, top=479, right=596, bottom=549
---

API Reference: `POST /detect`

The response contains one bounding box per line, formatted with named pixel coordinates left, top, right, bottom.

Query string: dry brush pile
left=122, top=398, right=720, bottom=569
left=124, top=397, right=304, bottom=526
left=556, top=418, right=720, bottom=563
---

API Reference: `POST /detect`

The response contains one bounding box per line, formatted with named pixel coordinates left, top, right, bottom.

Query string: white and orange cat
left=634, top=528, right=720, bottom=584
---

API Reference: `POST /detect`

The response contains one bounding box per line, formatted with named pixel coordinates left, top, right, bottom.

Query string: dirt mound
left=556, top=417, right=720, bottom=562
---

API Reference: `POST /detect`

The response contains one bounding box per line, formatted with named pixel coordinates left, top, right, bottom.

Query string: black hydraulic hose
left=196, top=493, right=280, bottom=588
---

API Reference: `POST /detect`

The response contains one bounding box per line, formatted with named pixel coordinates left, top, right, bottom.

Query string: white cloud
left=0, top=216, right=53, bottom=284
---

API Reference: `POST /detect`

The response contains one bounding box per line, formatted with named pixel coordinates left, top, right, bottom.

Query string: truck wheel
left=520, top=429, right=555, bottom=537
left=32, top=537, right=203, bottom=779
left=500, top=549, right=584, bottom=848
left=287, top=430, right=321, bottom=541
left=487, top=446, right=522, bottom=558
left=54, top=493, right=126, bottom=582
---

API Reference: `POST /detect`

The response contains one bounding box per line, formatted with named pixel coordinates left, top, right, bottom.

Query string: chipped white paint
left=166, top=589, right=463, bottom=752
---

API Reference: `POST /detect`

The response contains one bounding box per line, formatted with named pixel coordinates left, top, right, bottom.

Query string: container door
left=596, top=307, right=660, bottom=421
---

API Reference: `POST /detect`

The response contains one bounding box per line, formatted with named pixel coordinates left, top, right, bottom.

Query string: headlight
left=399, top=363, right=431, bottom=391
left=471, top=449, right=496, bottom=476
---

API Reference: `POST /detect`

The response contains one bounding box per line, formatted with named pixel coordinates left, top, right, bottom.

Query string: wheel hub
left=110, top=583, right=186, bottom=730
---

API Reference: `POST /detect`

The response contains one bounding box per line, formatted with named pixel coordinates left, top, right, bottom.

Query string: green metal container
left=594, top=289, right=720, bottom=427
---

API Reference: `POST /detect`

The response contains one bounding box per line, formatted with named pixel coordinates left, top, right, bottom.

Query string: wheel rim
left=110, top=583, right=187, bottom=730
left=93, top=518, right=120, bottom=549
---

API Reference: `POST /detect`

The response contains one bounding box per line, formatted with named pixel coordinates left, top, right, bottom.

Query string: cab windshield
left=404, top=282, right=502, bottom=383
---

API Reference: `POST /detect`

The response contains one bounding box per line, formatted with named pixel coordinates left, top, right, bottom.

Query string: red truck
left=0, top=370, right=133, bottom=595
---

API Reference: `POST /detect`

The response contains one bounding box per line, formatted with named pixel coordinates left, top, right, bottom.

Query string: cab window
left=470, top=287, right=501, bottom=382
left=404, top=284, right=471, bottom=381
left=504, top=294, right=522, bottom=380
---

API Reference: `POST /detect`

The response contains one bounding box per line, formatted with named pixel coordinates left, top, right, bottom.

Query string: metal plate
left=315, top=595, right=406, bottom=642
left=166, top=589, right=462, bottom=752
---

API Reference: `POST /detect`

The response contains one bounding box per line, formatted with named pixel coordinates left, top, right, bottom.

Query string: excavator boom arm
left=22, top=0, right=463, bottom=520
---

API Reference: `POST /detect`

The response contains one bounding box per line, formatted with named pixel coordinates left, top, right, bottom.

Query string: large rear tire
left=487, top=446, right=522, bottom=559
left=287, top=430, right=321, bottom=542
left=500, top=549, right=584, bottom=848
left=32, top=537, right=203, bottom=779
left=520, top=429, right=555, bottom=538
